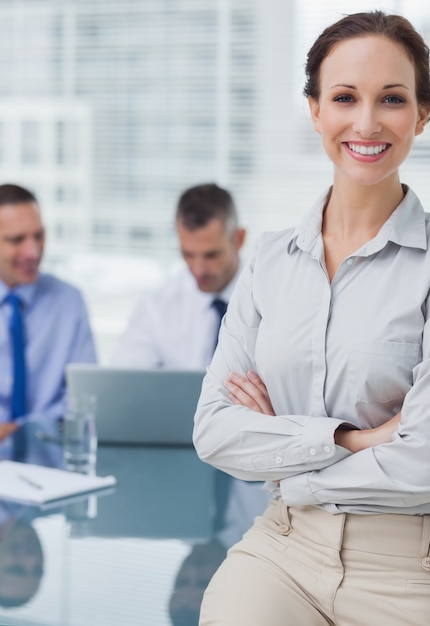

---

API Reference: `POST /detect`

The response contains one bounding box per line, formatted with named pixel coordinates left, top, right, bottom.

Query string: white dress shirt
left=114, top=262, right=271, bottom=545
left=114, top=265, right=238, bottom=369
left=193, top=187, right=430, bottom=515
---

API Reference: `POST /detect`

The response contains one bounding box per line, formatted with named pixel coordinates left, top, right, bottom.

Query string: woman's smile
left=308, top=35, right=427, bottom=188
left=343, top=141, right=391, bottom=161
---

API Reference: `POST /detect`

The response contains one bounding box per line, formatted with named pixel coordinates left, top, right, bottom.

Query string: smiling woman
left=308, top=35, right=428, bottom=183
left=308, top=33, right=429, bottom=280
left=193, top=10, right=430, bottom=626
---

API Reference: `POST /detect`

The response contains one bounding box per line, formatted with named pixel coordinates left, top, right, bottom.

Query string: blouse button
left=275, top=456, right=282, bottom=464
left=421, top=557, right=430, bottom=571
left=324, top=445, right=331, bottom=453
left=346, top=258, right=354, bottom=266
left=309, top=448, right=316, bottom=456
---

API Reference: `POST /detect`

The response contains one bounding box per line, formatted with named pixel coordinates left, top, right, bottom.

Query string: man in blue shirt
left=0, top=184, right=96, bottom=457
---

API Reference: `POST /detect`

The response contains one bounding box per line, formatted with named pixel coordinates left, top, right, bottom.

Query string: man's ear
left=308, top=97, right=321, bottom=133
left=235, top=228, right=246, bottom=250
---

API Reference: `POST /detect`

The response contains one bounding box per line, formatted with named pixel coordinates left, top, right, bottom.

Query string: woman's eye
left=384, top=95, right=406, bottom=104
left=333, top=94, right=354, bottom=103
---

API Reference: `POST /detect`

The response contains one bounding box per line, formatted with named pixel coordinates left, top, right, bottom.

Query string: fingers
left=224, top=371, right=275, bottom=416
left=0, top=422, right=18, bottom=442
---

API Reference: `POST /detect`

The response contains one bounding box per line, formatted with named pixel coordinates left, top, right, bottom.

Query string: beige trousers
left=199, top=498, right=430, bottom=626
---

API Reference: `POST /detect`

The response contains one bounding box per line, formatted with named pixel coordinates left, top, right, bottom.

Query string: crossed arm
left=224, top=370, right=401, bottom=454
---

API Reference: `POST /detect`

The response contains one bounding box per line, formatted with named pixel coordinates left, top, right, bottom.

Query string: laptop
left=65, top=365, right=206, bottom=445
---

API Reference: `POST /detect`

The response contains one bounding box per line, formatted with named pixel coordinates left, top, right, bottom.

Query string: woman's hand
left=224, top=370, right=275, bottom=416
left=335, top=412, right=401, bottom=453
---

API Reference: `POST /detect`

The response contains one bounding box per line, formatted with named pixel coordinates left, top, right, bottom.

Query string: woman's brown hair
left=304, top=10, right=430, bottom=115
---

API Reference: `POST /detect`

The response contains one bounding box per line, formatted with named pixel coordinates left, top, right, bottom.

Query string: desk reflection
left=0, top=505, right=43, bottom=609
left=0, top=418, right=270, bottom=625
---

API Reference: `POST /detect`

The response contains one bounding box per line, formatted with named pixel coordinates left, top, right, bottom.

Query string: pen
left=18, top=474, right=43, bottom=490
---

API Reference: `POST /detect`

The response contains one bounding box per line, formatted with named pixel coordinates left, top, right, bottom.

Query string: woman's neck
left=321, top=174, right=405, bottom=282
left=323, top=175, right=405, bottom=240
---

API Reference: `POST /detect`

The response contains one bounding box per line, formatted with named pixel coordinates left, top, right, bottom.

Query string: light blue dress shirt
left=194, top=187, right=430, bottom=515
left=0, top=273, right=96, bottom=434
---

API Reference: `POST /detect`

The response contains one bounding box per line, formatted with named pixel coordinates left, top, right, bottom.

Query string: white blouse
left=193, top=187, right=430, bottom=515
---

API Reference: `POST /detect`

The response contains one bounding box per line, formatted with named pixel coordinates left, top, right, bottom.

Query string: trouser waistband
left=282, top=504, right=430, bottom=558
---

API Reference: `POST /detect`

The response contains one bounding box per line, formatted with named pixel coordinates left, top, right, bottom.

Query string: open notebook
left=0, top=461, right=116, bottom=507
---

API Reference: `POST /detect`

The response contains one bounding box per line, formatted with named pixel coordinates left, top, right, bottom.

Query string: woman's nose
left=352, top=104, right=382, bottom=137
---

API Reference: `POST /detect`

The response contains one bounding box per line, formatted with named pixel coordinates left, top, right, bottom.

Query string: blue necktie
left=212, top=298, right=227, bottom=354
left=6, top=293, right=27, bottom=460
left=211, top=298, right=232, bottom=531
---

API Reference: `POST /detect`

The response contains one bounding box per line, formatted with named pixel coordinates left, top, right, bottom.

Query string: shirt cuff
left=299, top=416, right=347, bottom=464
left=280, top=444, right=352, bottom=506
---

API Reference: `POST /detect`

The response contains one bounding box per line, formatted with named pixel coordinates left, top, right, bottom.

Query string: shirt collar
left=204, top=260, right=243, bottom=309
left=381, top=186, right=427, bottom=251
left=0, top=277, right=39, bottom=307
left=216, top=269, right=240, bottom=303
left=286, top=189, right=329, bottom=258
left=286, top=186, right=428, bottom=257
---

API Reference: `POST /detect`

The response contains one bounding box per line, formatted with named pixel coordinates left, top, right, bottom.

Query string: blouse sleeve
left=280, top=309, right=430, bottom=512
left=192, top=239, right=351, bottom=482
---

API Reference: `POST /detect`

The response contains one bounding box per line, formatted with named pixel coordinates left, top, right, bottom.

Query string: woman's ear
left=308, top=97, right=321, bottom=133
left=415, top=105, right=429, bottom=136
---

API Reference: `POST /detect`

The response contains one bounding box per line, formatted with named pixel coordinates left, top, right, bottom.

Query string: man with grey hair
left=114, top=182, right=246, bottom=368
left=114, top=183, right=271, bottom=539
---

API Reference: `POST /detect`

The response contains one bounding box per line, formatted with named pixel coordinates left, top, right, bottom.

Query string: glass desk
left=0, top=424, right=220, bottom=626
left=0, top=419, right=269, bottom=626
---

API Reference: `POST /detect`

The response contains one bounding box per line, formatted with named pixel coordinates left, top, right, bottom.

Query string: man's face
left=177, top=218, right=245, bottom=293
left=0, top=202, right=45, bottom=287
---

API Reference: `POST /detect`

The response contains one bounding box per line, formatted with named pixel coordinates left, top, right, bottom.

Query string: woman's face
left=309, top=35, right=428, bottom=188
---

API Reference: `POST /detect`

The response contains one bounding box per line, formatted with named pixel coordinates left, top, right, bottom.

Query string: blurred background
left=0, top=0, right=429, bottom=362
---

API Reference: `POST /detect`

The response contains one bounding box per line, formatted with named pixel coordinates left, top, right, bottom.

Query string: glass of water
left=63, top=393, right=97, bottom=474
